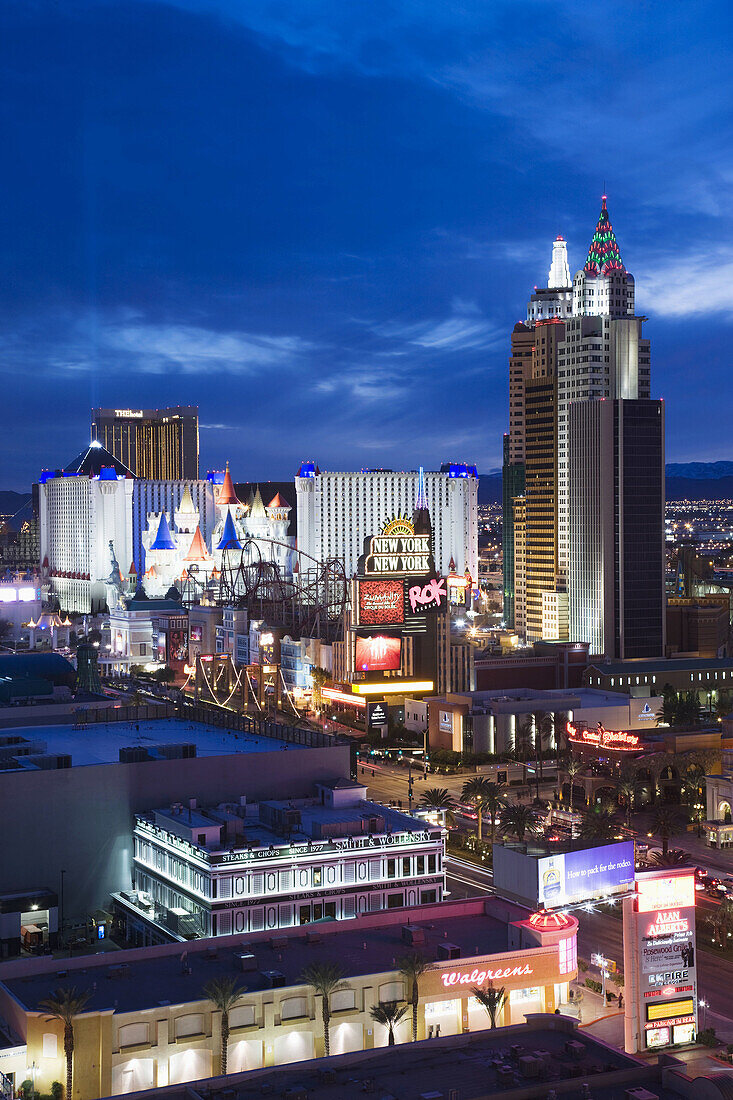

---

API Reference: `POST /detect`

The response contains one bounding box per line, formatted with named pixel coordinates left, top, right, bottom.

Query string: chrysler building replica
left=503, top=197, right=661, bottom=658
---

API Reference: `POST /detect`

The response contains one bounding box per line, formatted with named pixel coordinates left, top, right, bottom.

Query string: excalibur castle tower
left=503, top=198, right=664, bottom=658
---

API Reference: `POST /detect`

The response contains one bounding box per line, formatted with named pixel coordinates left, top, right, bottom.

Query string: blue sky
left=2, top=0, right=732, bottom=488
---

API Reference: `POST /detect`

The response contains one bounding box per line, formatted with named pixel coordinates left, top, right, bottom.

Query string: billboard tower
left=623, top=867, right=698, bottom=1053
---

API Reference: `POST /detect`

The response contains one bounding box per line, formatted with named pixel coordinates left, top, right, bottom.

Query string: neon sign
left=440, top=963, right=532, bottom=988
left=566, top=721, right=639, bottom=750
left=646, top=910, right=690, bottom=938
left=362, top=517, right=432, bottom=576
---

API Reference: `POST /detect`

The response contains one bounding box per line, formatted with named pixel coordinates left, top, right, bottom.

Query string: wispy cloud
left=376, top=301, right=502, bottom=353
left=640, top=247, right=733, bottom=318
left=0, top=313, right=315, bottom=377
left=103, top=320, right=313, bottom=373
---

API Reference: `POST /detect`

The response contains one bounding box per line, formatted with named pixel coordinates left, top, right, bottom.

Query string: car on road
left=706, top=880, right=727, bottom=898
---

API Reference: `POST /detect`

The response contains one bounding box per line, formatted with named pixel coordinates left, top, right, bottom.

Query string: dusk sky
left=2, top=0, right=732, bottom=489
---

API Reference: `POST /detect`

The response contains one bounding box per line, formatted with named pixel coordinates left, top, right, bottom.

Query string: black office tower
left=568, top=398, right=665, bottom=659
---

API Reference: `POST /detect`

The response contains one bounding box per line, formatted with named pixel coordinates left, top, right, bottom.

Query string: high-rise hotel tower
left=502, top=199, right=664, bottom=658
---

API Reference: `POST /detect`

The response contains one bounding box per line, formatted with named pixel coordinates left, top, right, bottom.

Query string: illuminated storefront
left=0, top=898, right=577, bottom=1099
left=623, top=867, right=698, bottom=1053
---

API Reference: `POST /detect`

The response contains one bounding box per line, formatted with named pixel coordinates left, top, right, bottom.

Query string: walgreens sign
left=440, top=963, right=533, bottom=989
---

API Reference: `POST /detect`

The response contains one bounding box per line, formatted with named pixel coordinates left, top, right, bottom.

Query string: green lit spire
left=584, top=195, right=625, bottom=275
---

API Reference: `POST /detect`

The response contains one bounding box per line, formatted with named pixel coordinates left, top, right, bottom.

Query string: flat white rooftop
left=1, top=717, right=303, bottom=767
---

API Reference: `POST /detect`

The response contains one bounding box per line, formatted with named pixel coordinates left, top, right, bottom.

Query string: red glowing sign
left=566, top=721, right=640, bottom=751
left=645, top=910, right=690, bottom=938
left=358, top=579, right=404, bottom=625
left=637, top=874, right=696, bottom=914
left=355, top=634, right=402, bottom=672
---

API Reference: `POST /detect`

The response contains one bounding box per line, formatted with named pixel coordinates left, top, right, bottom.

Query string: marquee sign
left=567, top=721, right=640, bottom=751
left=359, top=516, right=436, bottom=577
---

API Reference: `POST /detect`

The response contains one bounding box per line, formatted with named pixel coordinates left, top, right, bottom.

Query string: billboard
left=355, top=634, right=402, bottom=672
left=358, top=579, right=405, bottom=625
left=406, top=576, right=447, bottom=614
left=367, top=701, right=389, bottom=730
left=537, top=842, right=635, bottom=908
left=637, top=873, right=695, bottom=913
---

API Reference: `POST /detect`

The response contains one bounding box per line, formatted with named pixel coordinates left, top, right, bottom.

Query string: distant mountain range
left=479, top=463, right=733, bottom=505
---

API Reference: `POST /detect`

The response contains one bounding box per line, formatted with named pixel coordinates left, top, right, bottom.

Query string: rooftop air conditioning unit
left=436, top=942, right=461, bottom=960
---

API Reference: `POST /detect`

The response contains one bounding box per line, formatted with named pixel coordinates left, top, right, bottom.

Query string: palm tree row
left=42, top=952, right=510, bottom=1090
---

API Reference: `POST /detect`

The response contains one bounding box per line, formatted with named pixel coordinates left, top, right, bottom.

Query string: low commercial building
left=84, top=1022, right=733, bottom=1100
left=474, top=640, right=590, bottom=692
left=428, top=686, right=661, bottom=756
left=704, top=772, right=733, bottom=848
left=585, top=654, right=733, bottom=701
left=119, top=780, right=444, bottom=941
left=0, top=896, right=578, bottom=1098
left=0, top=712, right=351, bottom=935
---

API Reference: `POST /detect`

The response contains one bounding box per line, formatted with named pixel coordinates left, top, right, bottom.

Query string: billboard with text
left=537, top=841, right=635, bottom=908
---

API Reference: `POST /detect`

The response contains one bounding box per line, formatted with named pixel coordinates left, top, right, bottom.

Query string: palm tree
left=615, top=775, right=638, bottom=828
left=652, top=806, right=680, bottom=857
left=710, top=898, right=733, bottom=946
left=534, top=711, right=554, bottom=784
left=204, top=975, right=243, bottom=1076
left=553, top=712, right=570, bottom=757
left=646, top=848, right=691, bottom=868
left=578, top=802, right=618, bottom=842
left=38, top=987, right=91, bottom=1100
left=564, top=756, right=585, bottom=814
left=301, top=961, right=344, bottom=1057
left=461, top=777, right=505, bottom=842
left=511, top=718, right=534, bottom=764
left=369, top=1001, right=409, bottom=1046
left=420, top=788, right=457, bottom=827
left=482, top=782, right=507, bottom=845
left=471, top=983, right=507, bottom=1028
left=398, top=951, right=431, bottom=1042
left=499, top=802, right=537, bottom=843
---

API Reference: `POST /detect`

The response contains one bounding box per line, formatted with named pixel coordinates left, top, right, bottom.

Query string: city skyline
left=2, top=1, right=732, bottom=489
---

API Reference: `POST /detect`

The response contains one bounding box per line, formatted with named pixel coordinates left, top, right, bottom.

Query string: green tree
left=420, top=788, right=457, bottom=827
left=578, top=802, right=618, bottom=843
left=461, top=777, right=505, bottom=842
left=511, top=718, right=534, bottom=764
left=204, top=975, right=243, bottom=1076
left=553, top=711, right=570, bottom=757
left=533, top=711, right=554, bottom=783
left=301, top=961, right=345, bottom=1057
left=310, top=666, right=330, bottom=710
left=369, top=1001, right=409, bottom=1046
left=398, top=952, right=431, bottom=1042
left=646, top=848, right=691, bottom=868
left=499, top=802, right=537, bottom=842
left=652, top=806, right=680, bottom=857
left=470, top=983, right=507, bottom=1028
left=38, top=987, right=91, bottom=1100
left=716, top=691, right=733, bottom=720
left=710, top=898, right=733, bottom=946
left=615, top=774, right=639, bottom=828
left=564, top=756, right=585, bottom=814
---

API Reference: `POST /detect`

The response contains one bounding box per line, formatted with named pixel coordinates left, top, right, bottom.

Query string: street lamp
left=700, top=999, right=708, bottom=1030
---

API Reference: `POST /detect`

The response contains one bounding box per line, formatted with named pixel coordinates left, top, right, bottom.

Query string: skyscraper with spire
left=503, top=197, right=662, bottom=656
